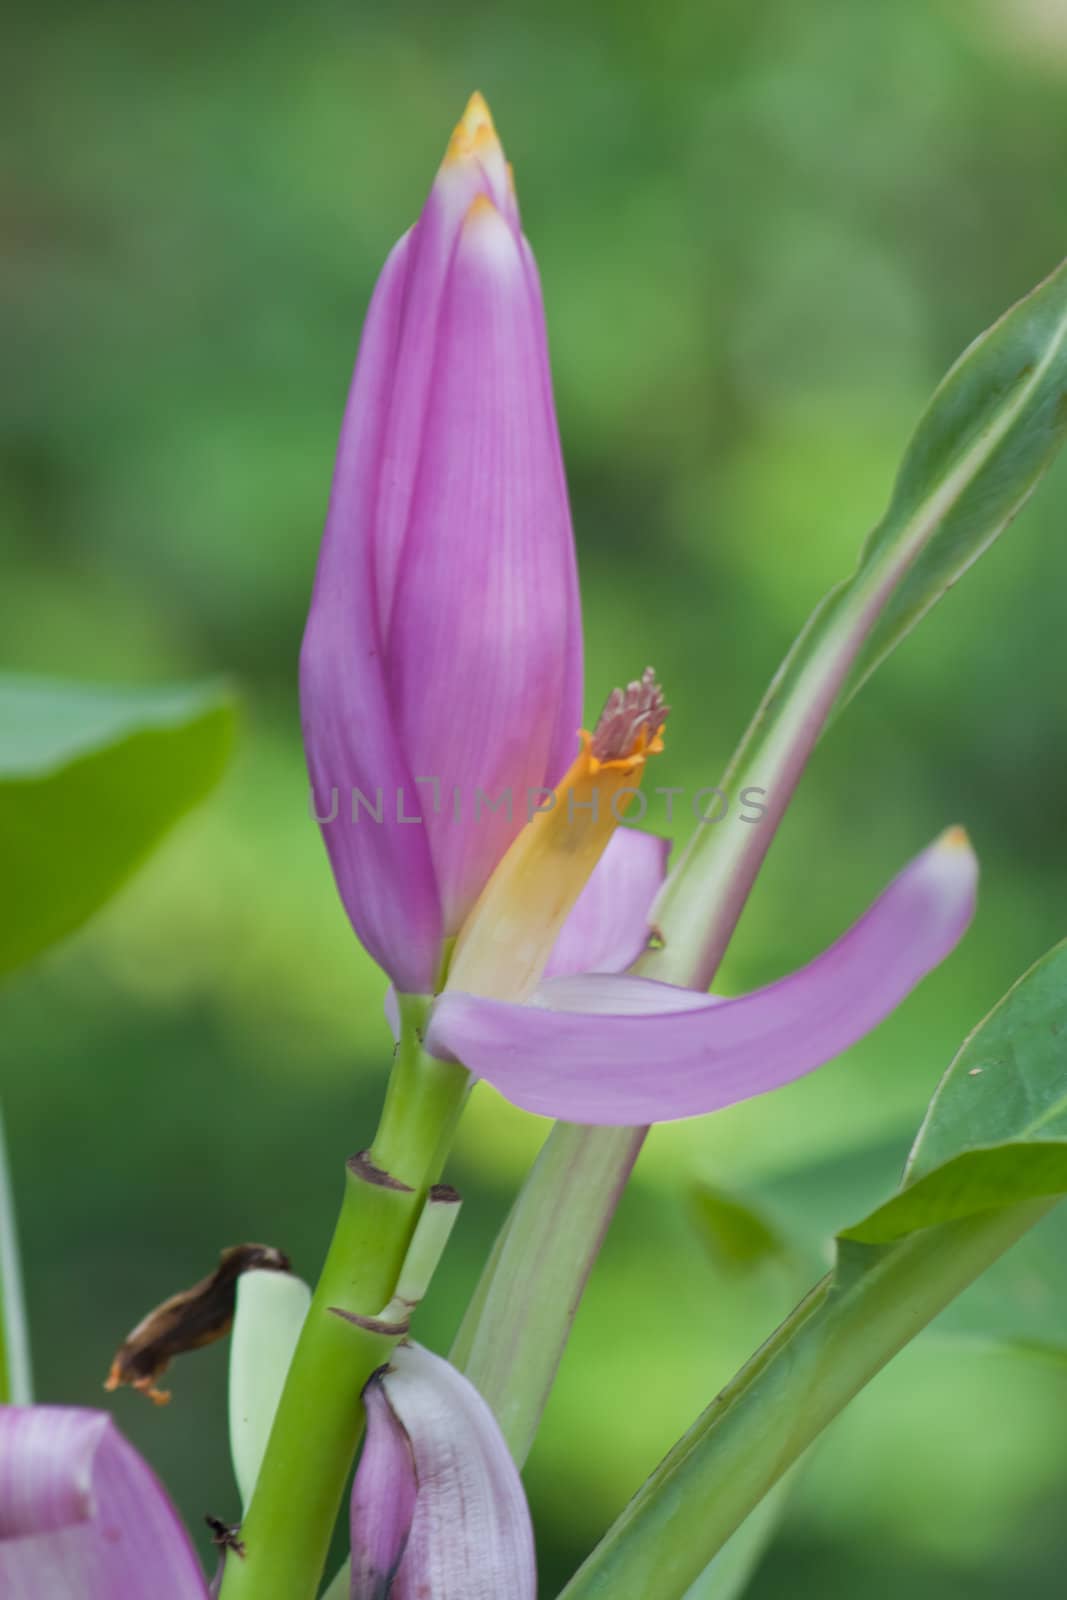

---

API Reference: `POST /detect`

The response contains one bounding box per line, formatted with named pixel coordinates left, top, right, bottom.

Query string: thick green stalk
left=557, top=1198, right=1057, bottom=1600
left=451, top=1122, right=644, bottom=1463
left=220, top=1008, right=468, bottom=1600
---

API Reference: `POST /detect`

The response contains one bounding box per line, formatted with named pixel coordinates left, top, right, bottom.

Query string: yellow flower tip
left=461, top=89, right=494, bottom=132
left=938, top=824, right=972, bottom=853
left=445, top=91, right=501, bottom=165
left=472, top=120, right=500, bottom=156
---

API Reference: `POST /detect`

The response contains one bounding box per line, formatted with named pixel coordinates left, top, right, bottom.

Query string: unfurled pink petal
left=350, top=1343, right=536, bottom=1600
left=0, top=1406, right=209, bottom=1599
left=427, top=831, right=977, bottom=1124
left=544, top=828, right=670, bottom=979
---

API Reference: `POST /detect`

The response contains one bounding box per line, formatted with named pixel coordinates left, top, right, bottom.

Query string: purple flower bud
left=301, top=94, right=582, bottom=994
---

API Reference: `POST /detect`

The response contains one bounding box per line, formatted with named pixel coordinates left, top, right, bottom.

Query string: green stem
left=557, top=1198, right=1058, bottom=1600
left=220, top=1008, right=468, bottom=1600
left=373, top=995, right=470, bottom=1181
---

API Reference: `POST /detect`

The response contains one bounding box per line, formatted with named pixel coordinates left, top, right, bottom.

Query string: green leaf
left=557, top=937, right=1067, bottom=1600
left=0, top=1103, right=33, bottom=1403
left=680, top=1495, right=782, bottom=1600
left=681, top=1481, right=791, bottom=1600
left=844, top=939, right=1067, bottom=1243
left=935, top=1203, right=1067, bottom=1350
left=842, top=258, right=1067, bottom=705
left=0, top=675, right=236, bottom=978
left=731, top=1135, right=1067, bottom=1356
left=647, top=257, right=1067, bottom=988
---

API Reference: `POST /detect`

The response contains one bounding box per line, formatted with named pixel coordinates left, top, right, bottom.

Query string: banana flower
left=303, top=95, right=979, bottom=1123
left=301, top=93, right=581, bottom=996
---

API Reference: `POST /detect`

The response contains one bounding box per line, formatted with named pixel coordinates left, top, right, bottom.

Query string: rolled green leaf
left=229, top=1269, right=312, bottom=1509
left=556, top=939, right=1067, bottom=1600
left=649, top=257, right=1067, bottom=989
left=0, top=676, right=235, bottom=978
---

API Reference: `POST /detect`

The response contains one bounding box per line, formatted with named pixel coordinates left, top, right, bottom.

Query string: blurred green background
left=4, top=0, right=1067, bottom=1593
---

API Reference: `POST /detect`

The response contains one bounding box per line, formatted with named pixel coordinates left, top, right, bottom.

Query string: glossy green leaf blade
left=0, top=1104, right=32, bottom=1403
left=721, top=1136, right=1067, bottom=1355
left=934, top=1203, right=1067, bottom=1350
left=0, top=676, right=236, bottom=978
left=842, top=256, right=1067, bottom=704
left=846, top=939, right=1067, bottom=1243
left=647, top=257, right=1067, bottom=988
left=556, top=1204, right=1056, bottom=1600
left=556, top=937, right=1067, bottom=1600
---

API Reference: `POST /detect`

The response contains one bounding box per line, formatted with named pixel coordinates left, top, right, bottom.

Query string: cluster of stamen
left=590, top=667, right=670, bottom=762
